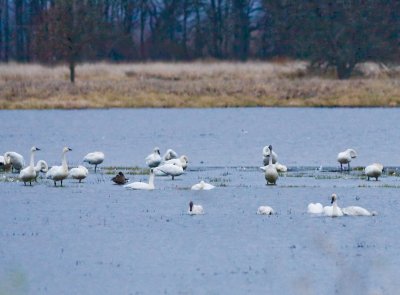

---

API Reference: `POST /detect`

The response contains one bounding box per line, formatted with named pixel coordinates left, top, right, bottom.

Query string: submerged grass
left=1, top=61, right=400, bottom=109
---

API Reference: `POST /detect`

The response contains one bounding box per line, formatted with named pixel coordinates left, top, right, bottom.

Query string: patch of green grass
left=103, top=166, right=150, bottom=175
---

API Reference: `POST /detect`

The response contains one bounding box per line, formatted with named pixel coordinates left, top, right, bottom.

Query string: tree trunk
left=15, top=0, right=25, bottom=61
left=336, top=61, right=355, bottom=79
left=69, top=60, right=75, bottom=83
left=4, top=0, right=9, bottom=61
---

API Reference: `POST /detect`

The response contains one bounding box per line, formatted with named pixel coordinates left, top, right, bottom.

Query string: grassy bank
left=1, top=61, right=400, bottom=109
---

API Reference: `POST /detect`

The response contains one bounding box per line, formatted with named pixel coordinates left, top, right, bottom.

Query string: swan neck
left=62, top=151, right=68, bottom=170
left=332, top=201, right=339, bottom=216
left=268, top=149, right=273, bottom=165
left=30, top=150, right=35, bottom=168
left=149, top=172, right=155, bottom=186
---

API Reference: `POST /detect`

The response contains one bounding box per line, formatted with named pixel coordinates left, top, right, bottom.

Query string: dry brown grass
left=1, top=61, right=400, bottom=109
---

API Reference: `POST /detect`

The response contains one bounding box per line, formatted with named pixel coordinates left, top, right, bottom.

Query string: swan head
left=63, top=147, right=72, bottom=153
left=154, top=147, right=160, bottom=155
left=268, top=145, right=273, bottom=152
left=189, top=201, right=193, bottom=212
left=118, top=172, right=124, bottom=176
left=31, top=146, right=40, bottom=152
left=331, top=193, right=337, bottom=204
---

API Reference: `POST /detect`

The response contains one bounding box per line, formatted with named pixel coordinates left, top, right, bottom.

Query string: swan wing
left=342, top=206, right=372, bottom=216
left=307, top=203, right=323, bottom=214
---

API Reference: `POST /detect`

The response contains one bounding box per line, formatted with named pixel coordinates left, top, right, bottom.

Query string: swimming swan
left=69, top=165, right=89, bottom=183
left=337, top=149, right=357, bottom=171
left=257, top=206, right=275, bottom=215
left=323, top=194, right=344, bottom=217
left=145, top=147, right=162, bottom=168
left=262, top=145, right=278, bottom=165
left=188, top=201, right=204, bottom=215
left=124, top=168, right=155, bottom=190
left=112, top=172, right=129, bottom=185
left=191, top=180, right=215, bottom=190
left=264, top=145, right=278, bottom=185
left=46, top=147, right=72, bottom=187
left=154, top=163, right=184, bottom=180
left=307, top=203, right=324, bottom=214
left=19, top=146, right=40, bottom=186
left=342, top=206, right=376, bottom=216
left=4, top=151, right=25, bottom=172
left=83, top=151, right=105, bottom=173
left=365, top=163, right=383, bottom=181
left=163, top=149, right=178, bottom=161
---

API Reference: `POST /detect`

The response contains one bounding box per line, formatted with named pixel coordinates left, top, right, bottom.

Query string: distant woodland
left=0, top=0, right=399, bottom=79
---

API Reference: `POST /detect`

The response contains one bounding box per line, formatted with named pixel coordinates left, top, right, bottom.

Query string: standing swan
left=337, top=149, right=357, bottom=171
left=145, top=147, right=162, bottom=168
left=163, top=149, right=178, bottom=161
left=124, top=168, right=155, bottom=190
left=365, top=163, right=383, bottom=181
left=83, top=151, right=105, bottom=173
left=264, top=145, right=278, bottom=185
left=262, top=145, right=278, bottom=166
left=19, top=146, right=40, bottom=186
left=69, top=165, right=89, bottom=183
left=46, top=147, right=72, bottom=187
left=188, top=201, right=204, bottom=215
left=154, top=162, right=184, bottom=180
left=3, top=151, right=25, bottom=172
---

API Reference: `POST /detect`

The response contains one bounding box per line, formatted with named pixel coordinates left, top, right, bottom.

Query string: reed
left=1, top=61, right=400, bottom=109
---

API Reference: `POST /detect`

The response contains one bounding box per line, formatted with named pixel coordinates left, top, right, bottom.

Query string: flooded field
left=1, top=108, right=399, bottom=294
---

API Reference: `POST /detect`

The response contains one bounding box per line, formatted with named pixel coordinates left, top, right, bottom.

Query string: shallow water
left=0, top=108, right=400, bottom=294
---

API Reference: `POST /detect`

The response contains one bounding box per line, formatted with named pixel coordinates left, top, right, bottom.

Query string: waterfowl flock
left=0, top=144, right=384, bottom=217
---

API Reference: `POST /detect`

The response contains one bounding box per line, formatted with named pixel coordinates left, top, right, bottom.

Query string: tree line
left=0, top=0, right=399, bottom=80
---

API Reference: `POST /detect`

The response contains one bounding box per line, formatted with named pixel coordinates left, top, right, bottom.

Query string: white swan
left=145, top=147, right=162, bottom=168
left=46, top=147, right=72, bottom=187
left=83, top=151, right=104, bottom=173
left=323, top=194, right=343, bottom=217
left=342, top=206, right=376, bottom=216
left=35, top=160, right=48, bottom=174
left=69, top=165, right=89, bottom=183
left=365, top=163, right=383, bottom=181
left=4, top=151, right=25, bottom=172
left=163, top=149, right=178, bottom=161
left=307, top=203, right=324, bottom=214
left=191, top=180, right=215, bottom=190
left=257, top=206, right=274, bottom=215
left=264, top=145, right=278, bottom=185
left=188, top=201, right=204, bottom=215
left=165, top=155, right=189, bottom=170
left=0, top=155, right=10, bottom=170
left=19, top=146, right=40, bottom=186
left=260, top=162, right=287, bottom=173
left=337, top=149, right=357, bottom=171
left=154, top=163, right=184, bottom=180
left=124, top=168, right=155, bottom=190
left=262, top=145, right=278, bottom=165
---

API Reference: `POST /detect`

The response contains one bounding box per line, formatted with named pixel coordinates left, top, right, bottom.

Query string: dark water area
left=0, top=108, right=399, bottom=294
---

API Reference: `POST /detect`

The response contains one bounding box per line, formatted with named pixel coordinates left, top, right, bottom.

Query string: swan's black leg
left=340, top=163, right=343, bottom=171
left=95, top=165, right=97, bottom=173
left=348, top=163, right=350, bottom=171
left=61, top=180, right=63, bottom=187
left=54, top=181, right=57, bottom=187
